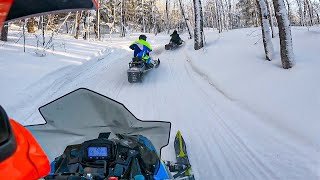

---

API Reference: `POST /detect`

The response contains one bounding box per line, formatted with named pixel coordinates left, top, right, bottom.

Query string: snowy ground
left=0, top=27, right=320, bottom=179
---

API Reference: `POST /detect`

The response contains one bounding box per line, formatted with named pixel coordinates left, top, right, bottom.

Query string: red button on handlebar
left=108, top=177, right=118, bottom=180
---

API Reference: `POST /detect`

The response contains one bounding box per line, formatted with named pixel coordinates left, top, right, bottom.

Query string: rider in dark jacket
left=170, top=30, right=182, bottom=45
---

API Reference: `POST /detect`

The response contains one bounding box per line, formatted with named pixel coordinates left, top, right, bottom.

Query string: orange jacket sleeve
left=0, top=119, right=50, bottom=180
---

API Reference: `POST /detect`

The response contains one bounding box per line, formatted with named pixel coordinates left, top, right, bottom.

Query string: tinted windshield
left=27, top=88, right=171, bottom=161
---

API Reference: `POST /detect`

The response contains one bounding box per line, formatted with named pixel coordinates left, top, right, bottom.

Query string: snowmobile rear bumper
left=165, top=41, right=184, bottom=50
left=127, top=58, right=160, bottom=83
left=127, top=68, right=143, bottom=83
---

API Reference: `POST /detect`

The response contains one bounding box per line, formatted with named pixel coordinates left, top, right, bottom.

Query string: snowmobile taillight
left=108, top=177, right=118, bottom=180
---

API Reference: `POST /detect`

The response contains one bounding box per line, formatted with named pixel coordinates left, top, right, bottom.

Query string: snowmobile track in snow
left=183, top=58, right=273, bottom=177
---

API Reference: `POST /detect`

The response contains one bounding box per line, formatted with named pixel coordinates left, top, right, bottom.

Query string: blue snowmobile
left=128, top=35, right=160, bottom=83
left=27, top=88, right=194, bottom=180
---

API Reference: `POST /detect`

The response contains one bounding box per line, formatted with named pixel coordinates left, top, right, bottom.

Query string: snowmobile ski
left=142, top=59, right=160, bottom=73
left=155, top=58, right=160, bottom=68
left=173, top=131, right=195, bottom=180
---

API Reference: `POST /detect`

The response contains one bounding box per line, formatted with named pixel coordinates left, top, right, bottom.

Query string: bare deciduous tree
left=178, top=0, right=193, bottom=39
left=266, top=0, right=275, bottom=38
left=96, top=0, right=101, bottom=40
left=256, top=0, right=274, bottom=60
left=120, top=0, right=126, bottom=37
left=273, top=0, right=294, bottom=69
left=0, top=22, right=8, bottom=41
left=74, top=11, right=82, bottom=39
left=193, top=0, right=204, bottom=50
left=166, top=0, right=170, bottom=33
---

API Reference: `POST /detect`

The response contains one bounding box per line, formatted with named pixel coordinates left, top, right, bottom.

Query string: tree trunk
left=41, top=16, right=45, bottom=46
left=120, top=0, right=126, bottom=37
left=316, top=12, right=320, bottom=24
left=23, top=20, right=26, bottom=52
left=306, top=0, right=314, bottom=26
left=178, top=0, right=193, bottom=39
left=227, top=0, right=232, bottom=29
left=272, top=0, right=294, bottom=69
left=221, top=0, right=228, bottom=30
left=75, top=11, right=82, bottom=39
left=193, top=0, right=204, bottom=50
left=284, top=0, right=291, bottom=24
left=256, top=0, right=274, bottom=61
left=266, top=0, right=275, bottom=38
left=210, top=6, right=215, bottom=29
left=65, top=22, right=69, bottom=34
left=142, top=0, right=146, bottom=33
left=296, top=0, right=305, bottom=26
left=304, top=0, right=308, bottom=25
left=215, top=0, right=222, bottom=33
left=95, top=0, right=101, bottom=40
left=151, top=1, right=157, bottom=35
left=83, top=11, right=88, bottom=40
left=0, top=22, right=8, bottom=41
left=113, top=0, right=116, bottom=35
left=38, top=16, right=42, bottom=30
left=166, top=0, right=170, bottom=33
left=57, top=12, right=71, bottom=34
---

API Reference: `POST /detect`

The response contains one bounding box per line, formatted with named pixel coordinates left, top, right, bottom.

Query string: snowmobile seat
left=129, top=57, right=144, bottom=68
left=132, top=57, right=141, bottom=62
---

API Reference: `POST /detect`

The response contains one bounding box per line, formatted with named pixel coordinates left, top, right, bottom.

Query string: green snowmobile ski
left=165, top=131, right=195, bottom=180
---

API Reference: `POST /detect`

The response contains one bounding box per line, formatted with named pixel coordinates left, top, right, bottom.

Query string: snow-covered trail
left=5, top=34, right=319, bottom=179
left=132, top=46, right=317, bottom=180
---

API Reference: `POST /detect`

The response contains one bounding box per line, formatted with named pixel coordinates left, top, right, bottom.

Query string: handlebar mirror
left=0, top=106, right=17, bottom=162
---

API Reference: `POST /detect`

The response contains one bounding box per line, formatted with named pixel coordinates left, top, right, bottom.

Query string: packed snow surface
left=1, top=27, right=320, bottom=179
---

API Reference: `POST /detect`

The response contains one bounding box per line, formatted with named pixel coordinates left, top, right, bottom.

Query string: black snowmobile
left=127, top=57, right=160, bottom=83
left=26, top=88, right=195, bottom=180
left=165, top=30, right=184, bottom=50
left=165, top=40, right=185, bottom=50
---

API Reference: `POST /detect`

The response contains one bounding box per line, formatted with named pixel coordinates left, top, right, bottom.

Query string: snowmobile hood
left=26, top=88, right=171, bottom=162
left=5, top=0, right=98, bottom=22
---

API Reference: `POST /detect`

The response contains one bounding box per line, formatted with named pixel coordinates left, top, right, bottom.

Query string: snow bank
left=184, top=27, right=320, bottom=177
left=0, top=30, right=109, bottom=117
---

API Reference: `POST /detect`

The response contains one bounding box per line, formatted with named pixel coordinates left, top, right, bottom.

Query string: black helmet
left=139, top=34, right=147, bottom=41
left=173, top=30, right=177, bottom=34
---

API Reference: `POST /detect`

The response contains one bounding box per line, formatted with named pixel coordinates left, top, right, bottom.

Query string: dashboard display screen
left=88, top=147, right=108, bottom=157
